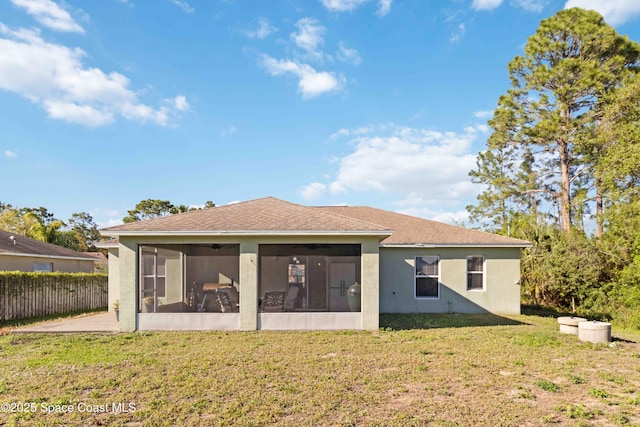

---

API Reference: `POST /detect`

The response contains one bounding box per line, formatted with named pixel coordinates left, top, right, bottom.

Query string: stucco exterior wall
left=107, top=248, right=120, bottom=312
left=118, top=238, right=138, bottom=332
left=0, top=255, right=95, bottom=273
left=361, top=239, right=380, bottom=330
left=379, top=247, right=521, bottom=315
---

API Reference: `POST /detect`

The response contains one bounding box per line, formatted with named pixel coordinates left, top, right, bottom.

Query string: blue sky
left=1, top=0, right=640, bottom=229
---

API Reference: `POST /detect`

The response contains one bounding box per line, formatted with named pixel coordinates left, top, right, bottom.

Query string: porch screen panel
left=141, top=251, right=156, bottom=300
left=308, top=256, right=327, bottom=310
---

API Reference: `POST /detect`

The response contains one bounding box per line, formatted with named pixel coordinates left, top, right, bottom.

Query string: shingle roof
left=0, top=229, right=99, bottom=260
left=100, top=196, right=530, bottom=247
left=101, top=197, right=392, bottom=235
left=317, top=206, right=531, bottom=246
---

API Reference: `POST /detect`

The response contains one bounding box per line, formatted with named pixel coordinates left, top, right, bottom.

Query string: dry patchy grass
left=0, top=314, right=639, bottom=426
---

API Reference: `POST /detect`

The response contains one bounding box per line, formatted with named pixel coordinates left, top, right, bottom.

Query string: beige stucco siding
left=360, top=239, right=380, bottom=330
left=118, top=238, right=138, bottom=332
left=379, top=247, right=521, bottom=315
left=0, top=255, right=95, bottom=273
left=107, top=248, right=120, bottom=313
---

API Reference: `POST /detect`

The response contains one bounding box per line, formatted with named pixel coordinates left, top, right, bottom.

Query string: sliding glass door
left=260, top=245, right=361, bottom=312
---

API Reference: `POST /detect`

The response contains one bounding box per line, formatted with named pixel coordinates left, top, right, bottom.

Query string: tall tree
left=123, top=199, right=177, bottom=223
left=123, top=199, right=217, bottom=222
left=68, top=212, right=101, bottom=250
left=470, top=8, right=640, bottom=234
left=598, top=74, right=640, bottom=272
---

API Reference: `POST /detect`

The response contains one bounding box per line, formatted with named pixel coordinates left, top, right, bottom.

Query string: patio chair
left=262, top=291, right=286, bottom=312
left=216, top=286, right=240, bottom=313
left=283, top=286, right=299, bottom=311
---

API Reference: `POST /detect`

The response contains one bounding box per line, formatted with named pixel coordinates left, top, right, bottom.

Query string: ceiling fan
left=210, top=244, right=230, bottom=250
left=205, top=243, right=236, bottom=251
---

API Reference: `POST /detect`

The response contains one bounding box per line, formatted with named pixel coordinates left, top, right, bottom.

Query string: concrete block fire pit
left=578, top=320, right=612, bottom=344
left=557, top=316, right=587, bottom=335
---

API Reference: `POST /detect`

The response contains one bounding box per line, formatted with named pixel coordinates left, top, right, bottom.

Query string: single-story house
left=0, top=229, right=98, bottom=272
left=100, top=197, right=531, bottom=332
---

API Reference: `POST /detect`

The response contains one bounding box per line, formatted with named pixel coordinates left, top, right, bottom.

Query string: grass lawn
left=1, top=313, right=639, bottom=426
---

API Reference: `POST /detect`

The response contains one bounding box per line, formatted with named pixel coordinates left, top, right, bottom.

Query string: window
left=34, top=262, right=53, bottom=272
left=467, top=256, right=484, bottom=290
left=415, top=256, right=439, bottom=298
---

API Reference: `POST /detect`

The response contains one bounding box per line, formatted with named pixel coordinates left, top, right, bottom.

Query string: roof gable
left=317, top=206, right=531, bottom=247
left=101, top=197, right=392, bottom=235
left=0, top=230, right=98, bottom=260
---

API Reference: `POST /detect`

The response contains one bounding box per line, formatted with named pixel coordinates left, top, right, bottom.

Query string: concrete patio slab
left=11, top=312, right=119, bottom=334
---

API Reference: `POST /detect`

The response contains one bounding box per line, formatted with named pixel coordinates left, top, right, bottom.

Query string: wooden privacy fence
left=0, top=272, right=108, bottom=322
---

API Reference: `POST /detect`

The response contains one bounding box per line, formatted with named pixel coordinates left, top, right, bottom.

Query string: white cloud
left=101, top=218, right=124, bottom=228
left=44, top=100, right=114, bottom=126
left=291, top=18, right=326, bottom=60
left=4, top=150, right=17, bottom=158
left=330, top=123, right=390, bottom=139
left=0, top=24, right=187, bottom=127
left=473, top=110, right=493, bottom=119
left=376, top=0, right=393, bottom=16
left=245, top=17, right=277, bottom=39
left=471, top=0, right=504, bottom=10
left=513, top=0, right=548, bottom=12
left=10, top=0, right=84, bottom=33
left=450, top=23, right=465, bottom=43
left=169, top=0, right=194, bottom=13
left=173, top=95, right=189, bottom=111
left=305, top=123, right=486, bottom=216
left=220, top=126, right=236, bottom=137
left=301, top=182, right=327, bottom=200
left=328, top=127, right=479, bottom=197
left=320, top=0, right=392, bottom=15
left=564, top=0, right=640, bottom=25
left=337, top=42, right=361, bottom=65
left=396, top=200, right=471, bottom=225
left=320, top=0, right=369, bottom=12
left=472, top=0, right=504, bottom=10
left=260, top=55, right=344, bottom=98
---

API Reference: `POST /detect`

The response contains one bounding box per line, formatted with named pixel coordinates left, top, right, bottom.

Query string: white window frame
left=34, top=262, right=53, bottom=272
left=467, top=255, right=485, bottom=291
left=414, top=255, right=440, bottom=299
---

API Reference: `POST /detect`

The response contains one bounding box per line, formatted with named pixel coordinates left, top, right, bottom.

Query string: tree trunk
left=595, top=178, right=603, bottom=239
left=559, top=139, right=572, bottom=234
left=559, top=107, right=572, bottom=234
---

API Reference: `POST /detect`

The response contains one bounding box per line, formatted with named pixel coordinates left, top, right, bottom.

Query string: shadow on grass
left=380, top=313, right=528, bottom=330
left=521, top=304, right=573, bottom=317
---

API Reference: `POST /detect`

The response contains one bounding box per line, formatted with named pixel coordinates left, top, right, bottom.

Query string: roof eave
left=101, top=230, right=393, bottom=237
left=95, top=241, right=119, bottom=249
left=380, top=243, right=532, bottom=248
left=0, top=252, right=99, bottom=262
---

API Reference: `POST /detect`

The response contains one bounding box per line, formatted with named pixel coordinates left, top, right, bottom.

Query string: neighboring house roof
left=101, top=197, right=393, bottom=237
left=0, top=229, right=98, bottom=261
left=84, top=252, right=108, bottom=263
left=99, top=197, right=530, bottom=247
left=317, top=206, right=531, bottom=247
left=95, top=238, right=119, bottom=249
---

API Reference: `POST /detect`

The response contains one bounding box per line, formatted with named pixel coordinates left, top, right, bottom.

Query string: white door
left=329, top=263, right=356, bottom=311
